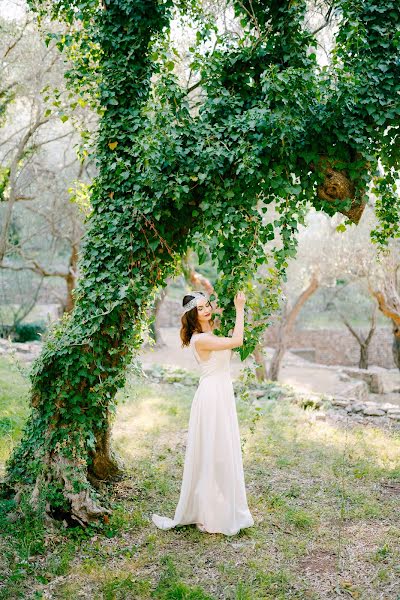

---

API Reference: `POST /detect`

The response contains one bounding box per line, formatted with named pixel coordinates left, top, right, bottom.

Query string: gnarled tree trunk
left=337, top=304, right=377, bottom=369
left=3, top=1, right=181, bottom=526
left=369, top=272, right=400, bottom=370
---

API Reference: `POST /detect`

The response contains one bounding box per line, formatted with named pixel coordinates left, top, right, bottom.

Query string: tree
left=336, top=304, right=377, bottom=369
left=0, top=12, right=95, bottom=314
left=267, top=271, right=319, bottom=380
left=2, top=0, right=399, bottom=526
left=368, top=248, right=400, bottom=370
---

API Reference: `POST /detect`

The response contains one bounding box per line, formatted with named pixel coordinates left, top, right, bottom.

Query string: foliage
left=0, top=165, right=10, bottom=201
left=14, top=321, right=47, bottom=343
left=4, top=0, right=400, bottom=521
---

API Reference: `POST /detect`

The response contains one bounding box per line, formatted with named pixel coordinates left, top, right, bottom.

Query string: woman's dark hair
left=180, top=293, right=214, bottom=347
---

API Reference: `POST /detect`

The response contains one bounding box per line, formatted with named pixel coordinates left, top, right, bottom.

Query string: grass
left=0, top=353, right=399, bottom=599
left=0, top=354, right=31, bottom=474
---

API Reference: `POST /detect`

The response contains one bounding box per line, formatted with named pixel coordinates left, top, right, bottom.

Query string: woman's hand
left=234, top=291, right=246, bottom=311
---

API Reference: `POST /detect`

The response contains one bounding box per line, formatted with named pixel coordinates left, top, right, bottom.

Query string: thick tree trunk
left=88, top=410, right=125, bottom=484
left=369, top=270, right=400, bottom=371
left=314, top=155, right=367, bottom=225
left=392, top=330, right=400, bottom=370
left=2, top=0, right=179, bottom=526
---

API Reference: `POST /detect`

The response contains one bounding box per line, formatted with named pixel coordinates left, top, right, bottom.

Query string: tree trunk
left=268, top=313, right=288, bottom=382
left=338, top=304, right=377, bottom=370
left=253, top=343, right=268, bottom=382
left=65, top=243, right=79, bottom=314
left=313, top=155, right=367, bottom=225
left=267, top=273, right=319, bottom=381
left=3, top=1, right=180, bottom=526
left=369, top=269, right=400, bottom=371
left=88, top=409, right=125, bottom=484
left=392, top=327, right=400, bottom=370
left=152, top=288, right=167, bottom=347
left=359, top=344, right=368, bottom=370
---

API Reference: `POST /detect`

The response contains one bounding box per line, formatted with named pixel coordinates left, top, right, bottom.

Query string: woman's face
left=196, top=297, right=213, bottom=324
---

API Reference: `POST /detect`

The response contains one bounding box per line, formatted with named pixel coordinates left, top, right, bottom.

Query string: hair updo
left=180, top=293, right=214, bottom=347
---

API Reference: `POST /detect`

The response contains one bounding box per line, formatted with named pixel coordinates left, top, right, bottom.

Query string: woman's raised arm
left=195, top=291, right=245, bottom=352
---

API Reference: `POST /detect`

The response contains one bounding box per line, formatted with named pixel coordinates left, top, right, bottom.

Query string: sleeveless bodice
left=190, top=332, right=232, bottom=380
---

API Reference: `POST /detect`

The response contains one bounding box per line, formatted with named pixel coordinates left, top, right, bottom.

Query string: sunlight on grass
left=0, top=356, right=30, bottom=474
left=113, top=379, right=190, bottom=462
left=245, top=399, right=400, bottom=479
left=113, top=395, right=173, bottom=460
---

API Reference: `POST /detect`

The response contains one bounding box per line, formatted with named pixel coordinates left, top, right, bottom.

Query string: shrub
left=14, top=321, right=47, bottom=342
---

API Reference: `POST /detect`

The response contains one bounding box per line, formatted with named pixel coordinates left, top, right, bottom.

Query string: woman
left=151, top=290, right=254, bottom=535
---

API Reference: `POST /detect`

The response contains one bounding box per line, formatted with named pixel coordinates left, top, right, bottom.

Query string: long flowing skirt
left=151, top=374, right=254, bottom=536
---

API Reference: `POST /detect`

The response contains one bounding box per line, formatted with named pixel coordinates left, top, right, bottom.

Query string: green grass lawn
left=0, top=354, right=399, bottom=599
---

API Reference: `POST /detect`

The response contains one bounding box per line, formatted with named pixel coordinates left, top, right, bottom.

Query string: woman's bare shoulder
left=195, top=332, right=242, bottom=351
left=190, top=332, right=205, bottom=342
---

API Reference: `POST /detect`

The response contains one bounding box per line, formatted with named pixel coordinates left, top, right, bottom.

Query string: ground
left=0, top=328, right=399, bottom=599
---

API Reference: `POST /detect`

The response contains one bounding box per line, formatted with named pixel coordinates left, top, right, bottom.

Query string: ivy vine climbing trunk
left=3, top=0, right=187, bottom=525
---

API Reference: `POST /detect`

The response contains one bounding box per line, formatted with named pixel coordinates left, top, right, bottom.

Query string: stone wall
left=264, top=325, right=395, bottom=368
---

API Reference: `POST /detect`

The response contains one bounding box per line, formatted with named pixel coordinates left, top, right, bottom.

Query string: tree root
left=28, top=452, right=112, bottom=526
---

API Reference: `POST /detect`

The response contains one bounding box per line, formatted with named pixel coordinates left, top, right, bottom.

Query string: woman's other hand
left=234, top=291, right=246, bottom=311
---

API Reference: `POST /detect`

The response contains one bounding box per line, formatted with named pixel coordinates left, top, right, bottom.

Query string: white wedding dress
left=151, top=331, right=254, bottom=536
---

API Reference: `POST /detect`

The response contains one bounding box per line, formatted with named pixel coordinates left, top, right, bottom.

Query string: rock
left=342, top=380, right=369, bottom=402
left=253, top=390, right=267, bottom=398
left=341, top=368, right=384, bottom=394
left=388, top=413, right=400, bottom=421
left=363, top=407, right=386, bottom=416
left=6, top=512, right=19, bottom=523
left=13, top=343, right=33, bottom=354
left=315, top=413, right=326, bottom=421
left=231, top=541, right=256, bottom=549
left=289, top=348, right=316, bottom=362
left=331, top=398, right=350, bottom=408
left=351, top=403, right=366, bottom=413
left=339, top=372, right=352, bottom=382
left=381, top=403, right=399, bottom=411
left=387, top=408, right=400, bottom=415
left=265, top=386, right=284, bottom=395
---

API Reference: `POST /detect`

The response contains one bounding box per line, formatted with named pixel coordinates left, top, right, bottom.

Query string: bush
left=14, top=321, right=47, bottom=342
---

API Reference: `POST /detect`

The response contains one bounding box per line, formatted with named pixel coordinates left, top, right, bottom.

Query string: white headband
left=181, top=291, right=209, bottom=315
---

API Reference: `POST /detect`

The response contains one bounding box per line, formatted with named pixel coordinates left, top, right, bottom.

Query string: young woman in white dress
left=151, top=290, right=254, bottom=536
